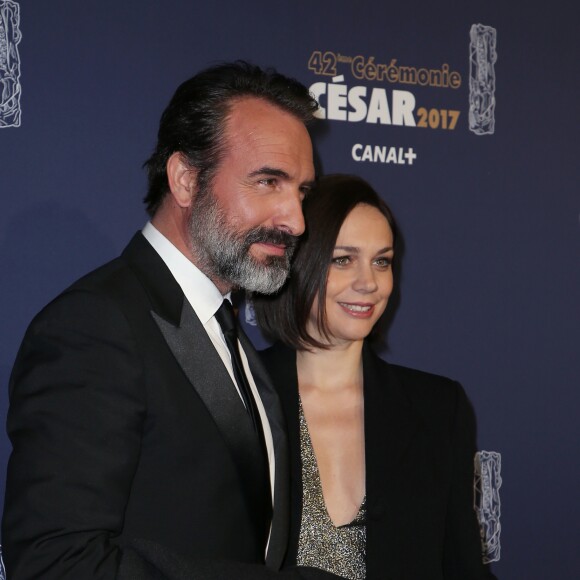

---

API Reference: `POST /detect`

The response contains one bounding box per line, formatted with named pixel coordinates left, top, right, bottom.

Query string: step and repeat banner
left=1, top=1, right=578, bottom=578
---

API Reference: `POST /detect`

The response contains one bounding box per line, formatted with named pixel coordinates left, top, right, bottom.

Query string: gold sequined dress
left=296, top=398, right=366, bottom=580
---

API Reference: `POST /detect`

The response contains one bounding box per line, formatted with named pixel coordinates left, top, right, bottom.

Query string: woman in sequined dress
left=254, top=175, right=495, bottom=580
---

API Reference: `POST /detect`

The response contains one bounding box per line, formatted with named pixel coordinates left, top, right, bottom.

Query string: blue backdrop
left=1, top=1, right=578, bottom=578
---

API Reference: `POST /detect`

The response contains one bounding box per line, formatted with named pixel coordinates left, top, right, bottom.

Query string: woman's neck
left=297, top=340, right=364, bottom=393
left=295, top=339, right=366, bottom=527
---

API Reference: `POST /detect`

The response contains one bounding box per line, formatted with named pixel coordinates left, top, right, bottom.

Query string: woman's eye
left=332, top=256, right=350, bottom=266
left=374, top=257, right=392, bottom=268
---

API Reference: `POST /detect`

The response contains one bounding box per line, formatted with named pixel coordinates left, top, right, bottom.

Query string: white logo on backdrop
left=469, top=24, right=497, bottom=136
left=0, top=0, right=22, bottom=128
left=0, top=544, right=5, bottom=580
left=245, top=300, right=257, bottom=326
left=474, top=450, right=502, bottom=563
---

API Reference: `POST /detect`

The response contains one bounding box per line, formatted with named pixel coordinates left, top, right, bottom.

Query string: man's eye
left=259, top=178, right=277, bottom=187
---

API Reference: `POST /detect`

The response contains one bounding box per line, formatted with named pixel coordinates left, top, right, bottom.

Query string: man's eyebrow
left=248, top=167, right=290, bottom=179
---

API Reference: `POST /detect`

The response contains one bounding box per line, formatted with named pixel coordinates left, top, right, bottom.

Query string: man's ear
left=166, top=152, right=198, bottom=208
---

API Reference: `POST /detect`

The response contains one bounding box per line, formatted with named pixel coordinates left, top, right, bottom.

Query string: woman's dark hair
left=143, top=61, right=318, bottom=216
left=253, top=174, right=397, bottom=350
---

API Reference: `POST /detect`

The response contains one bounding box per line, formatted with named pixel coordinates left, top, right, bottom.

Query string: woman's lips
left=338, top=302, right=375, bottom=318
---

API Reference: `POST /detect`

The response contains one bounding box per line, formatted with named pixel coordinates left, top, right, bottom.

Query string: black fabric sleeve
left=2, top=290, right=146, bottom=579
left=442, top=382, right=497, bottom=580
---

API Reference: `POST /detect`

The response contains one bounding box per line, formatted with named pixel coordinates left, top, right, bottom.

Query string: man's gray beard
left=188, top=187, right=295, bottom=294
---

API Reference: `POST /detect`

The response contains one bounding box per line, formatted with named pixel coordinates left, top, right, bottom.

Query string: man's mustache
left=243, top=227, right=299, bottom=252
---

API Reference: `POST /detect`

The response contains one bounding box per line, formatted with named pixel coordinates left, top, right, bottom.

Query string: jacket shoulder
left=34, top=232, right=164, bottom=320
left=27, top=256, right=133, bottom=325
left=366, top=349, right=465, bottom=416
left=388, top=361, right=459, bottom=390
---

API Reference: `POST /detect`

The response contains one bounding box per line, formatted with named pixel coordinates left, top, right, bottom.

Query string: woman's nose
left=353, top=265, right=378, bottom=293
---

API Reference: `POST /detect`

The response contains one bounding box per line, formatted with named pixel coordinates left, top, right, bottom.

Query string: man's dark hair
left=254, top=174, right=398, bottom=350
left=143, top=61, right=319, bottom=216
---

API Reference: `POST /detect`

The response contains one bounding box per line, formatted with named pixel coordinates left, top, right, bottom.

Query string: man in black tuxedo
left=2, top=62, right=337, bottom=580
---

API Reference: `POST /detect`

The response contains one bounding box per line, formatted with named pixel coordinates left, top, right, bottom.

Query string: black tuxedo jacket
left=2, top=233, right=298, bottom=580
left=261, top=343, right=497, bottom=580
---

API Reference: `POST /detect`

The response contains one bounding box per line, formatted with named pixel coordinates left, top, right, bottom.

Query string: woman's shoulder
left=389, top=361, right=459, bottom=389
left=367, top=352, right=473, bottom=433
left=365, top=346, right=464, bottom=404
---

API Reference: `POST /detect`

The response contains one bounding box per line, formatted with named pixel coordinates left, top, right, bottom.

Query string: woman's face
left=308, top=203, right=395, bottom=348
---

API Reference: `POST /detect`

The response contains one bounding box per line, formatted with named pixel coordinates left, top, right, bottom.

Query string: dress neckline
left=298, top=396, right=366, bottom=528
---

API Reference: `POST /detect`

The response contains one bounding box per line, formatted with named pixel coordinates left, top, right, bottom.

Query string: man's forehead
left=220, top=98, right=313, bottom=175
left=225, top=97, right=302, bottom=133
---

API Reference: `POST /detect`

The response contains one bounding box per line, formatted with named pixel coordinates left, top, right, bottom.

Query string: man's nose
left=275, top=189, right=305, bottom=236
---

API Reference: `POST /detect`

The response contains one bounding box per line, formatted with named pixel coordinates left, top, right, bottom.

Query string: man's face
left=188, top=97, right=315, bottom=294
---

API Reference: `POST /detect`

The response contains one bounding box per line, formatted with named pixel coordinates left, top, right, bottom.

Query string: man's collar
left=142, top=222, right=227, bottom=325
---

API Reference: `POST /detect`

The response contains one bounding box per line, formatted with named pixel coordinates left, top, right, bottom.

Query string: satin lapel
left=263, top=344, right=302, bottom=568
left=123, top=233, right=273, bottom=551
left=239, top=330, right=290, bottom=570
left=123, top=234, right=261, bottom=470
left=151, top=301, right=271, bottom=543
left=151, top=303, right=248, bottom=427
left=121, top=233, right=184, bottom=326
left=363, top=345, right=421, bottom=517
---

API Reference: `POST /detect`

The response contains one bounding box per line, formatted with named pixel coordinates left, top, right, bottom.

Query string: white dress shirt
left=142, top=222, right=275, bottom=500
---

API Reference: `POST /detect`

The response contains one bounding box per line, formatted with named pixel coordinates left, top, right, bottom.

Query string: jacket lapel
left=122, top=233, right=270, bottom=545
left=122, top=232, right=184, bottom=326
left=155, top=301, right=275, bottom=545
left=151, top=303, right=252, bottom=447
left=239, top=330, right=290, bottom=570
left=363, top=344, right=421, bottom=529
left=123, top=233, right=257, bottom=456
left=257, top=343, right=303, bottom=568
